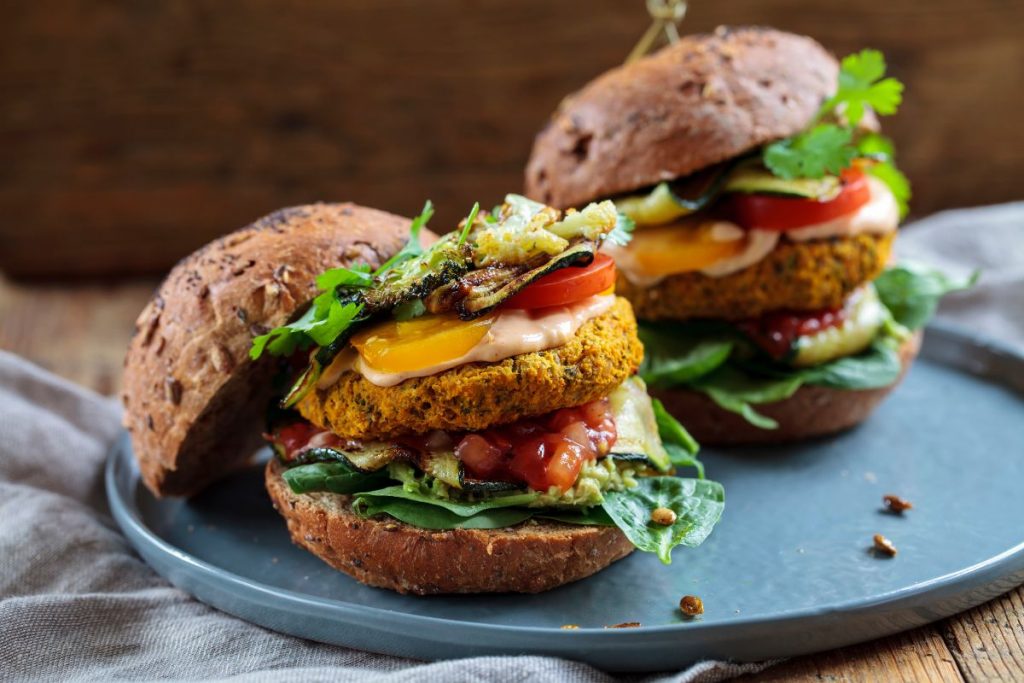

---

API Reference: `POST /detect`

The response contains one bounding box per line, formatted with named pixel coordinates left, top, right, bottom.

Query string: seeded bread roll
left=122, top=203, right=416, bottom=497
left=524, top=26, right=838, bottom=208
left=652, top=333, right=922, bottom=445
left=265, top=458, right=634, bottom=594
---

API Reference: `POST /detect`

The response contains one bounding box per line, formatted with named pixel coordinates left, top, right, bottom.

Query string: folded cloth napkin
left=1, top=203, right=1020, bottom=683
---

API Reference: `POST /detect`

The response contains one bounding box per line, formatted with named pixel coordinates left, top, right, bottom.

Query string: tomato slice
left=729, top=169, right=871, bottom=231
left=503, top=253, right=616, bottom=309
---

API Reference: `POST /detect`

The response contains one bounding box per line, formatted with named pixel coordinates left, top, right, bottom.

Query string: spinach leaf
left=355, top=498, right=533, bottom=530
left=536, top=507, right=617, bottom=526
left=664, top=443, right=705, bottom=479
left=797, top=339, right=902, bottom=389
left=639, top=323, right=733, bottom=387
left=601, top=477, right=725, bottom=565
left=874, top=263, right=978, bottom=330
left=282, top=462, right=389, bottom=495
left=650, top=398, right=703, bottom=478
left=691, top=366, right=804, bottom=429
left=355, top=485, right=539, bottom=517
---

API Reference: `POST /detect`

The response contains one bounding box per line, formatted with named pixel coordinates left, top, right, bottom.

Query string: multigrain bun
left=652, top=333, right=922, bottom=445
left=265, top=459, right=634, bottom=594
left=525, top=26, right=838, bottom=209
left=123, top=203, right=416, bottom=497
left=297, top=297, right=643, bottom=440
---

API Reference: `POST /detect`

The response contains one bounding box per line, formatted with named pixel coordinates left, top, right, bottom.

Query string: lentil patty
left=617, top=232, right=894, bottom=321
left=297, top=297, right=643, bottom=440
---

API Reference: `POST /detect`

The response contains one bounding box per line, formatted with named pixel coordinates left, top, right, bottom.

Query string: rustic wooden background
left=2, top=0, right=1023, bottom=279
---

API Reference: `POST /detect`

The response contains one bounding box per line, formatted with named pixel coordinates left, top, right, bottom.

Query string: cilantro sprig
left=762, top=49, right=910, bottom=216
left=249, top=202, right=435, bottom=361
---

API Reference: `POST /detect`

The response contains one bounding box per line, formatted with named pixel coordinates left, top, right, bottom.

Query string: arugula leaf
left=763, top=124, right=856, bottom=180
left=355, top=498, right=534, bottom=530
left=373, top=201, right=434, bottom=275
left=315, top=264, right=374, bottom=291
left=282, top=462, right=389, bottom=495
left=639, top=323, right=733, bottom=386
left=250, top=203, right=439, bottom=362
left=874, top=262, right=979, bottom=329
left=250, top=299, right=366, bottom=360
left=826, top=49, right=904, bottom=126
left=458, top=202, right=480, bottom=247
left=601, top=477, right=725, bottom=565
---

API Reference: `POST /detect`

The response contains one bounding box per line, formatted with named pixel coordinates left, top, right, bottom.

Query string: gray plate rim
left=106, top=321, right=1024, bottom=649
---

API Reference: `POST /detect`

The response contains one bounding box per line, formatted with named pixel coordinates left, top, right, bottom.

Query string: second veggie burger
left=254, top=197, right=723, bottom=593
left=526, top=27, right=970, bottom=443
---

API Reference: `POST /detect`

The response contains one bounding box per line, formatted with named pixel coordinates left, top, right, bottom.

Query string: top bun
left=122, top=203, right=414, bottom=497
left=525, top=26, right=838, bottom=208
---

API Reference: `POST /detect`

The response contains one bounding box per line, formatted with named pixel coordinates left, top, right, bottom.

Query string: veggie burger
left=525, top=27, right=971, bottom=444
left=123, top=197, right=724, bottom=594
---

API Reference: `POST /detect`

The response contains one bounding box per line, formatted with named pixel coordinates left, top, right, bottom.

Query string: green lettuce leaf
left=601, top=477, right=725, bottom=565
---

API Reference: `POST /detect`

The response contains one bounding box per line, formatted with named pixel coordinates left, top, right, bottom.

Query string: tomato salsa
left=455, top=398, right=617, bottom=493
left=268, top=398, right=619, bottom=494
left=737, top=306, right=847, bottom=359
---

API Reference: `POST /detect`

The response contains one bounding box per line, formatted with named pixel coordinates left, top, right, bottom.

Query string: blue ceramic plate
left=107, top=324, right=1024, bottom=671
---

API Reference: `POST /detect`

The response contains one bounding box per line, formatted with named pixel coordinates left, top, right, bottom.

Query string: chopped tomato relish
left=454, top=399, right=616, bottom=492
left=267, top=398, right=618, bottom=493
left=736, top=306, right=847, bottom=359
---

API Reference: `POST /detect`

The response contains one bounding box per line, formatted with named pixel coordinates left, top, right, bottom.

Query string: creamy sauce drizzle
left=613, top=177, right=899, bottom=286
left=317, top=294, right=616, bottom=389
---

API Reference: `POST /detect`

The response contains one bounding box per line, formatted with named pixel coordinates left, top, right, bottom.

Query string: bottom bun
left=652, top=332, right=923, bottom=446
left=265, top=459, right=634, bottom=594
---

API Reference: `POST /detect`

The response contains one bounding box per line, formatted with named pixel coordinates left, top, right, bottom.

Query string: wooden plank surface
left=0, top=278, right=1021, bottom=679
left=3, top=0, right=1023, bottom=277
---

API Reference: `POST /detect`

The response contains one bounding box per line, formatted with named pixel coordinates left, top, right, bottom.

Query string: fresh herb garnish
left=249, top=269, right=368, bottom=361
left=374, top=201, right=434, bottom=275
left=249, top=204, right=436, bottom=361
left=762, top=49, right=909, bottom=215
left=763, top=124, right=856, bottom=181
left=458, top=202, right=480, bottom=247
left=825, top=50, right=904, bottom=126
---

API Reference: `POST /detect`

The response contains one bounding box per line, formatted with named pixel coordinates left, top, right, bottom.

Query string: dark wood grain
left=743, top=626, right=964, bottom=681
left=2, top=0, right=1022, bottom=277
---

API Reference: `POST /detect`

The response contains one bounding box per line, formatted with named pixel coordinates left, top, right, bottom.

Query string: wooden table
left=2, top=277, right=1021, bottom=681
